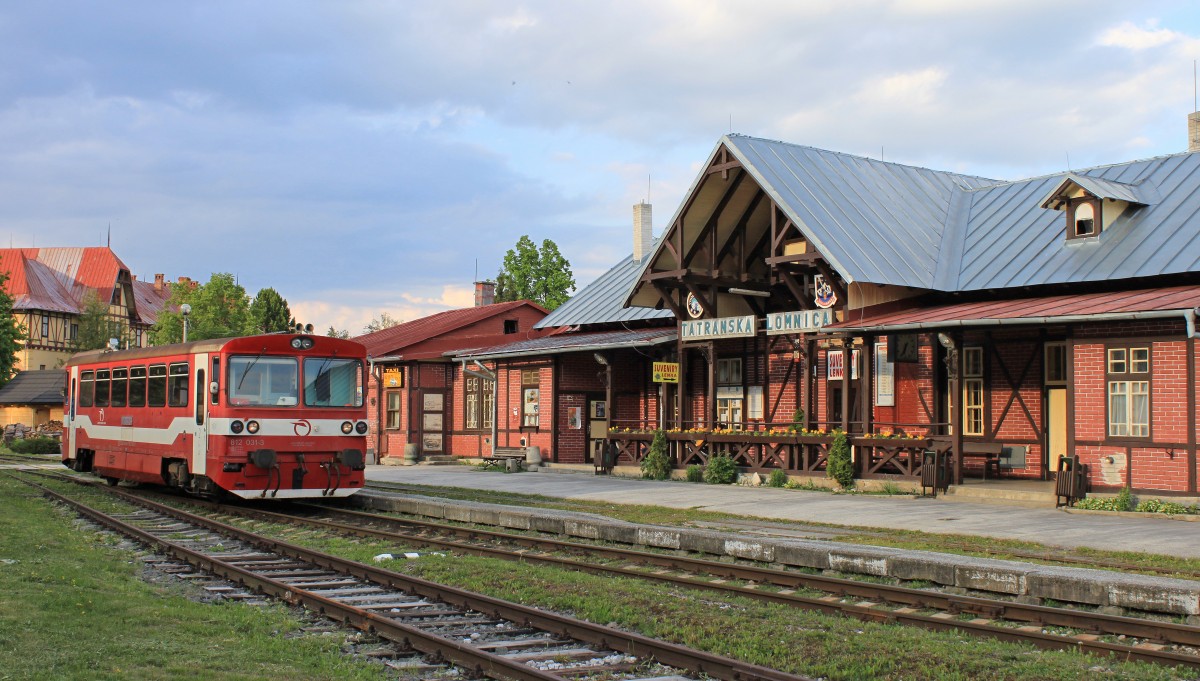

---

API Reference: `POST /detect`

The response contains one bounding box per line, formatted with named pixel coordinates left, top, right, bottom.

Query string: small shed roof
left=0, top=370, right=65, bottom=406
left=354, top=300, right=548, bottom=358
left=534, top=252, right=674, bottom=329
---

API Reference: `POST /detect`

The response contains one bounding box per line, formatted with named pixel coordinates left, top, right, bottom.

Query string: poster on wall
left=523, top=388, right=540, bottom=427
left=826, top=349, right=860, bottom=381
left=590, top=400, right=606, bottom=419
left=875, top=342, right=895, bottom=406
left=746, top=386, right=764, bottom=419
left=567, top=406, right=582, bottom=429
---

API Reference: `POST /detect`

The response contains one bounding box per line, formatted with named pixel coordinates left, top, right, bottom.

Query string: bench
left=594, top=441, right=618, bottom=475
left=481, top=448, right=526, bottom=471
left=960, top=442, right=1003, bottom=479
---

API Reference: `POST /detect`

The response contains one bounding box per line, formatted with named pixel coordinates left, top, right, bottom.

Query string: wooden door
left=419, top=390, right=446, bottom=455
left=1047, top=388, right=1067, bottom=476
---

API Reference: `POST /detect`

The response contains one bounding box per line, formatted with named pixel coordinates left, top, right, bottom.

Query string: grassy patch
left=0, top=475, right=385, bottom=681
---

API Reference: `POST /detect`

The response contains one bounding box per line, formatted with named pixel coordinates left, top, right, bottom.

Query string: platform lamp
left=180, top=303, right=191, bottom=343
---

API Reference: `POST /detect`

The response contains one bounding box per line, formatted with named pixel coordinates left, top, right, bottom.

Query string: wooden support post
left=707, top=342, right=717, bottom=428
left=840, top=338, right=851, bottom=435
left=945, top=333, right=963, bottom=486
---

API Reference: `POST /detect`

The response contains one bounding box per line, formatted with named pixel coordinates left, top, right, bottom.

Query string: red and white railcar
left=62, top=333, right=369, bottom=499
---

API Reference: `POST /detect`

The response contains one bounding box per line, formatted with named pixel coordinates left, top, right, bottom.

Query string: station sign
left=382, top=368, right=404, bottom=388
left=680, top=315, right=757, bottom=341
left=765, top=309, right=834, bottom=335
left=652, top=362, right=679, bottom=383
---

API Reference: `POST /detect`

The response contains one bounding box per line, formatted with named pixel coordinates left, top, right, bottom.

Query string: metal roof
left=452, top=328, right=677, bottom=361
left=0, top=370, right=66, bottom=405
left=1039, top=174, right=1153, bottom=208
left=534, top=252, right=674, bottom=329
left=830, top=284, right=1200, bottom=333
left=353, top=300, right=547, bottom=358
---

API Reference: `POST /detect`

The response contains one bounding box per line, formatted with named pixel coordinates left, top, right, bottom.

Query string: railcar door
left=192, top=354, right=209, bottom=475
left=63, top=366, right=77, bottom=462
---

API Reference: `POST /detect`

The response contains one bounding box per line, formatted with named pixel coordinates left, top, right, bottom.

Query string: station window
left=386, top=391, right=401, bottom=430
left=94, top=369, right=111, bottom=408
left=147, top=364, right=168, bottom=407
left=465, top=377, right=480, bottom=430
left=129, top=366, right=147, bottom=408
left=1107, top=347, right=1150, bottom=438
left=110, top=368, right=128, bottom=408
left=79, top=371, right=95, bottom=408
left=168, top=363, right=189, bottom=408
left=41, top=315, right=49, bottom=339
left=962, top=347, right=984, bottom=436
left=521, top=369, right=539, bottom=428
left=716, top=358, right=744, bottom=429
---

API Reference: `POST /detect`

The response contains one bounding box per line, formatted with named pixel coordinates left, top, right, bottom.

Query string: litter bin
left=525, top=445, right=542, bottom=468
left=403, top=444, right=419, bottom=465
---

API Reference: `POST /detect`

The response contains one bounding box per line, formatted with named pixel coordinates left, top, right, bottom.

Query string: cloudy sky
left=3, top=2, right=1199, bottom=333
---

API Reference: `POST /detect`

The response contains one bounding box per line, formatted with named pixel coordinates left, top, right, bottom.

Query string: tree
left=0, top=273, right=24, bottom=387
left=74, top=290, right=119, bottom=352
left=494, top=235, right=576, bottom=310
left=362, top=312, right=402, bottom=335
left=327, top=326, right=350, bottom=339
left=151, top=273, right=252, bottom=345
left=249, top=287, right=293, bottom=334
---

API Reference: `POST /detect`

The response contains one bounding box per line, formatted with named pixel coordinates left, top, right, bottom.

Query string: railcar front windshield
left=303, top=357, right=364, bottom=408
left=228, top=356, right=299, bottom=407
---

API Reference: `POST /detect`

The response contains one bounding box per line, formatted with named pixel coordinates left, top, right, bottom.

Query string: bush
left=787, top=409, right=806, bottom=432
left=685, top=464, right=704, bottom=482
left=1075, top=487, right=1137, bottom=512
left=826, top=429, right=854, bottom=489
left=640, top=430, right=673, bottom=480
left=9, top=437, right=60, bottom=455
left=703, top=454, right=738, bottom=484
left=767, top=469, right=789, bottom=488
left=1115, top=486, right=1134, bottom=512
left=1135, top=498, right=1162, bottom=514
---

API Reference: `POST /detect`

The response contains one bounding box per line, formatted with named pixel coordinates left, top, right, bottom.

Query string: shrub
left=9, top=437, right=60, bottom=455
left=685, top=464, right=704, bottom=482
left=1115, top=486, right=1134, bottom=512
left=767, top=469, right=789, bottom=488
left=1135, top=498, right=1162, bottom=514
left=640, top=430, right=673, bottom=480
left=826, top=429, right=854, bottom=489
left=1075, top=487, right=1137, bottom=512
left=703, top=454, right=738, bottom=485
left=787, top=409, right=806, bottom=432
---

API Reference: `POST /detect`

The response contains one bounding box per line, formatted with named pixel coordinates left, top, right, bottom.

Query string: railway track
left=365, top=481, right=1200, bottom=581
left=121, top=488, right=1200, bottom=672
left=12, top=472, right=812, bottom=681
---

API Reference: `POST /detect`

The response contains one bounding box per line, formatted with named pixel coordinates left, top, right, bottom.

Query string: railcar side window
left=303, top=358, right=364, bottom=407
left=168, top=363, right=189, bottom=407
left=148, top=364, right=167, bottom=407
left=129, top=366, right=147, bottom=407
left=79, top=371, right=95, bottom=408
left=94, top=369, right=111, bottom=408
left=210, top=358, right=220, bottom=405
left=228, top=356, right=298, bottom=407
left=111, top=368, right=128, bottom=408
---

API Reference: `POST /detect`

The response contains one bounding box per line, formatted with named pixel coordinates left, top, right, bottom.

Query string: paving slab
left=366, top=466, right=1200, bottom=559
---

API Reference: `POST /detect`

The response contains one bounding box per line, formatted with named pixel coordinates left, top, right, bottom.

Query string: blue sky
left=3, top=1, right=1200, bottom=332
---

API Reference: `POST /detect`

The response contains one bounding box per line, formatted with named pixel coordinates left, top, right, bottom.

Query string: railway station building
left=444, top=129, right=1200, bottom=498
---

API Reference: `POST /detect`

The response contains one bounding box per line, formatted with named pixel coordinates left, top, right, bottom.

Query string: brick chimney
left=633, top=202, right=653, bottom=260
left=1190, top=111, right=1200, bottom=152
left=154, top=273, right=164, bottom=291
left=474, top=281, right=495, bottom=307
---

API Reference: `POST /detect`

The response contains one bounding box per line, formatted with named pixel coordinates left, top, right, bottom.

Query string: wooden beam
left=682, top=281, right=715, bottom=318
left=715, top=190, right=765, bottom=266
left=777, top=270, right=811, bottom=309
left=650, top=282, right=685, bottom=319
left=683, top=170, right=747, bottom=267
left=813, top=259, right=848, bottom=306
left=765, top=252, right=822, bottom=267
left=641, top=268, right=689, bottom=281
left=706, top=159, right=742, bottom=175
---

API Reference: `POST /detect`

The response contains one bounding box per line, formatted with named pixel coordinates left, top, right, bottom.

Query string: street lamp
left=180, top=303, right=191, bottom=343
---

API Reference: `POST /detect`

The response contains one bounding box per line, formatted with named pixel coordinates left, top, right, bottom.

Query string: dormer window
left=1072, top=200, right=1097, bottom=238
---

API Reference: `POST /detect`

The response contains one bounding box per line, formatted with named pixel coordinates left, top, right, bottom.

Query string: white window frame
left=963, top=346, right=984, bottom=436
left=1107, top=346, right=1150, bottom=439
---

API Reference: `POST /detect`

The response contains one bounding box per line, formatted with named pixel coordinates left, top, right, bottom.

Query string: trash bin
left=403, top=444, right=419, bottom=465
left=505, top=457, right=521, bottom=473
left=525, top=445, right=542, bottom=468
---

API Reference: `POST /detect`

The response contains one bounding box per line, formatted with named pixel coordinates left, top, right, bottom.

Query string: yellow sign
left=383, top=368, right=404, bottom=388
left=652, top=362, right=679, bottom=383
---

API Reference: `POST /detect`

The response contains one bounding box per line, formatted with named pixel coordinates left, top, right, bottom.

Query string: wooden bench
left=480, top=448, right=526, bottom=471
left=960, top=442, right=1003, bottom=480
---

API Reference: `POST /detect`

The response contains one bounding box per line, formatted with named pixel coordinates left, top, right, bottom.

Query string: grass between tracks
left=0, top=475, right=386, bottom=681
left=367, top=480, right=1200, bottom=580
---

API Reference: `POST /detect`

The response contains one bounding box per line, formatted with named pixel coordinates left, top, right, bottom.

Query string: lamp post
left=180, top=303, right=191, bottom=343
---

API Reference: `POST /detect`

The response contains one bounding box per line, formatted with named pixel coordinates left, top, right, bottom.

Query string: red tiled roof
left=354, top=300, right=549, bottom=358
left=131, top=279, right=172, bottom=326
left=831, top=284, right=1200, bottom=332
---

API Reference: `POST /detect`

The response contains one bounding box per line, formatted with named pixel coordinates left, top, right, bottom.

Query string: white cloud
left=1097, top=21, right=1181, bottom=50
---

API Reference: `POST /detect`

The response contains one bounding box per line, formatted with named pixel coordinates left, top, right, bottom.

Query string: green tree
left=0, top=273, right=24, bottom=387
left=362, top=312, right=402, bottom=335
left=495, top=235, right=576, bottom=310
left=73, top=290, right=118, bottom=352
left=827, top=429, right=855, bottom=489
left=151, top=273, right=252, bottom=345
left=248, top=287, right=292, bottom=334
left=326, top=326, right=350, bottom=339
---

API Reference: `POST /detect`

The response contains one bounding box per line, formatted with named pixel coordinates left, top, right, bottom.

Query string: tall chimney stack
left=474, top=281, right=495, bottom=307
left=154, top=273, right=164, bottom=291
left=1190, top=112, right=1200, bottom=152
left=633, top=202, right=653, bottom=261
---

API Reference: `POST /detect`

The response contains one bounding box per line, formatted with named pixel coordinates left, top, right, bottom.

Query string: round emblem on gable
left=814, top=274, right=837, bottom=309
left=685, top=292, right=704, bottom=318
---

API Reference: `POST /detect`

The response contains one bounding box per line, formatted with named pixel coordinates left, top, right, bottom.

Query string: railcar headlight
left=341, top=421, right=354, bottom=434
left=355, top=421, right=368, bottom=434
left=290, top=337, right=315, bottom=350
left=230, top=420, right=244, bottom=434
left=246, top=420, right=260, bottom=434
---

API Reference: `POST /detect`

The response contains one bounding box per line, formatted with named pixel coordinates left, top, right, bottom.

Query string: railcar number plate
left=229, top=439, right=265, bottom=447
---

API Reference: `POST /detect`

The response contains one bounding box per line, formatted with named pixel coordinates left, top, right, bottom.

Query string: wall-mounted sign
left=887, top=333, right=920, bottom=363
left=765, top=309, right=834, bottom=335
left=874, top=342, right=894, bottom=406
left=827, top=349, right=860, bottom=381
left=680, top=315, right=756, bottom=341
left=814, top=274, right=838, bottom=309
left=685, top=291, right=704, bottom=318
left=716, top=386, right=744, bottom=399
left=652, top=362, right=679, bottom=383
left=382, top=368, right=404, bottom=388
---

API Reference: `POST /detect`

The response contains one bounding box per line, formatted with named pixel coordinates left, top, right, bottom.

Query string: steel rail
left=145, top=495, right=1200, bottom=669
left=14, top=473, right=812, bottom=681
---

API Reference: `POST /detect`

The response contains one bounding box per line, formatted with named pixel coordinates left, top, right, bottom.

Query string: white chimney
left=633, top=202, right=653, bottom=261
left=1190, top=112, right=1200, bottom=152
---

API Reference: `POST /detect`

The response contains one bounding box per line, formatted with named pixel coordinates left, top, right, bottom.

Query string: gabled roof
left=452, top=327, right=677, bottom=361
left=354, top=300, right=548, bottom=358
left=534, top=252, right=674, bottom=329
left=131, top=279, right=171, bottom=326
left=4, top=254, right=79, bottom=313
left=0, top=370, right=65, bottom=406
left=1038, top=173, right=1154, bottom=209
